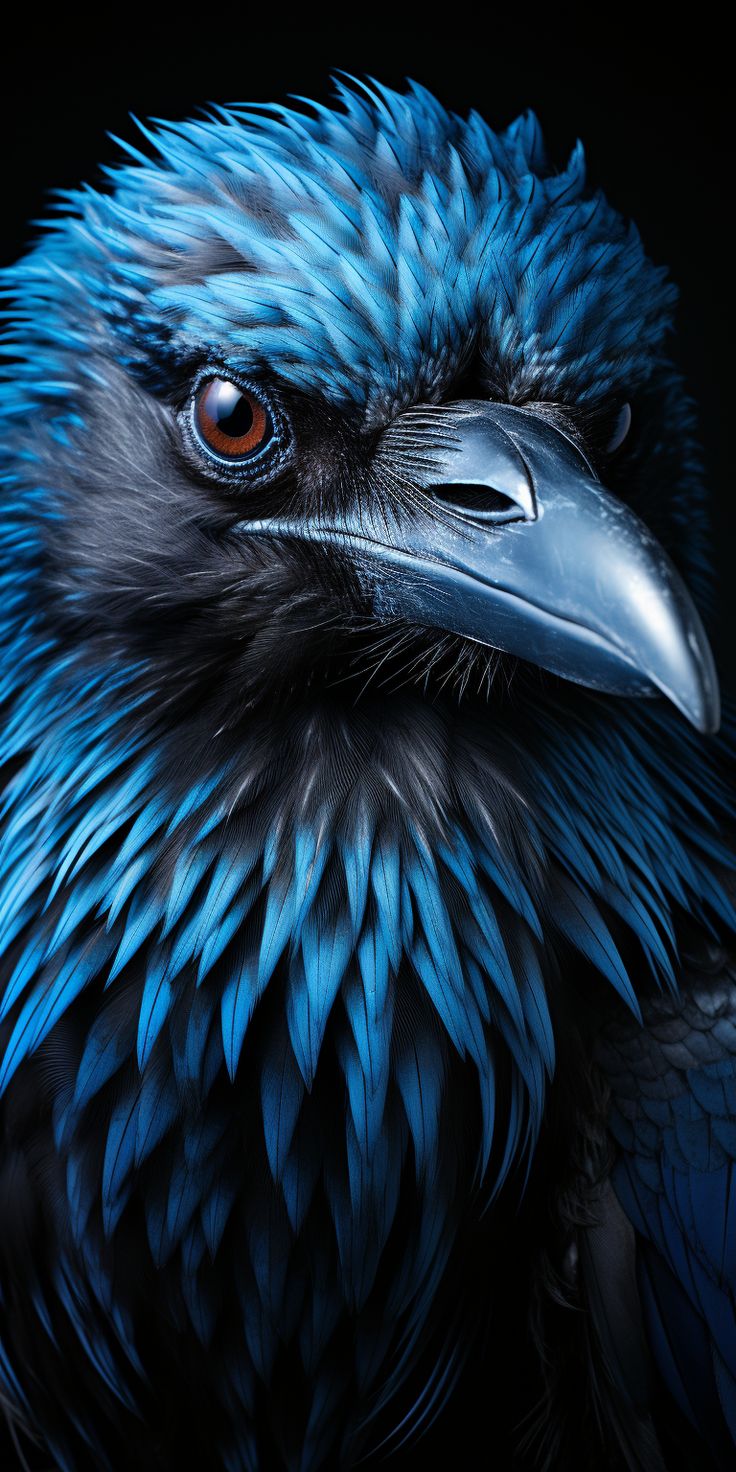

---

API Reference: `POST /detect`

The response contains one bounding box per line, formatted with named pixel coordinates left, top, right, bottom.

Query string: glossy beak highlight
left=239, top=401, right=720, bottom=733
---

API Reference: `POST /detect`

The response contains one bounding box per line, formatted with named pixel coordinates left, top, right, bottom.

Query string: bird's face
left=5, top=85, right=719, bottom=742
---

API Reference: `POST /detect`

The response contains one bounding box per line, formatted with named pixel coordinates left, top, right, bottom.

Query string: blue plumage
left=0, top=75, right=734, bottom=1470
left=603, top=979, right=736, bottom=1467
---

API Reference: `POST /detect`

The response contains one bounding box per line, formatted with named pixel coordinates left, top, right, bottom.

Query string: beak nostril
left=429, top=482, right=531, bottom=524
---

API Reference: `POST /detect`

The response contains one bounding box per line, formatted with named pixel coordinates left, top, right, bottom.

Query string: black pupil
left=206, top=380, right=254, bottom=438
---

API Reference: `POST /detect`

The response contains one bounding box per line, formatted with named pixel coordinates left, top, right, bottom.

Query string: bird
left=0, top=74, right=733, bottom=1472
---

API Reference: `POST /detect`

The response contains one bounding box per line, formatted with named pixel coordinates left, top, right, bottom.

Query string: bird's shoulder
left=594, top=927, right=736, bottom=1468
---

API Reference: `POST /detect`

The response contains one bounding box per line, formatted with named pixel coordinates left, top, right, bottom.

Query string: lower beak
left=239, top=400, right=720, bottom=734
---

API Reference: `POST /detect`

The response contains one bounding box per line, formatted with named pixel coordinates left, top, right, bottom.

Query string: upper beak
left=238, top=400, right=720, bottom=734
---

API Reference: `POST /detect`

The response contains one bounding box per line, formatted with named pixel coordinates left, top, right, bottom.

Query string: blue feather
left=260, top=1032, right=304, bottom=1180
left=74, top=1001, right=134, bottom=1107
left=394, top=1030, right=445, bottom=1175
left=0, top=74, right=734, bottom=1469
left=220, top=961, right=259, bottom=1081
left=370, top=831, right=401, bottom=970
left=136, top=952, right=174, bottom=1068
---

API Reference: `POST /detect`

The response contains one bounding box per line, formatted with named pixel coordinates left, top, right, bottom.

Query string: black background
left=2, top=28, right=731, bottom=677
left=0, top=26, right=731, bottom=1470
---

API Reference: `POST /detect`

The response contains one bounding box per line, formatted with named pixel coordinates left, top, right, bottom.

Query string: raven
left=0, top=78, right=733, bottom=1471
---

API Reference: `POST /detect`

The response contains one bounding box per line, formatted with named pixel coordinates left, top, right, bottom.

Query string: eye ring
left=191, top=376, right=275, bottom=465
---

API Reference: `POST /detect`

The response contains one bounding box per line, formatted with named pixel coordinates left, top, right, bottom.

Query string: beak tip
left=698, top=700, right=721, bottom=737
left=690, top=711, right=720, bottom=736
left=641, top=595, right=721, bottom=738
left=671, top=670, right=721, bottom=735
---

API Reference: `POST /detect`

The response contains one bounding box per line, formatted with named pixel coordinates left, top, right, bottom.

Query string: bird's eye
left=193, top=378, right=272, bottom=462
left=605, top=402, right=632, bottom=454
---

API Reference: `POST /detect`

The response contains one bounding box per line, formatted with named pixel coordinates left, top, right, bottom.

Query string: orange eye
left=193, top=378, right=271, bottom=461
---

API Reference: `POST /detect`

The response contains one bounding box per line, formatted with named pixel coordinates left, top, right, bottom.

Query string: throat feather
left=0, top=684, right=733, bottom=1433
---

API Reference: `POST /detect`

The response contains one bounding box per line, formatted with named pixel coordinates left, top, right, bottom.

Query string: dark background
left=0, top=27, right=731, bottom=1470
left=2, top=28, right=731, bottom=679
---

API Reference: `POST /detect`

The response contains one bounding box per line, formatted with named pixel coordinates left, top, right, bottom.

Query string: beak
left=239, top=400, right=720, bottom=734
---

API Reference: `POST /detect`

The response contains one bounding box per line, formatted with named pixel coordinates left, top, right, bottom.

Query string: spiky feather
left=0, top=75, right=733, bottom=1471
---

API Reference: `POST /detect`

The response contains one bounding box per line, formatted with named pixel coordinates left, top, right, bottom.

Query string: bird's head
left=1, top=77, right=719, bottom=740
